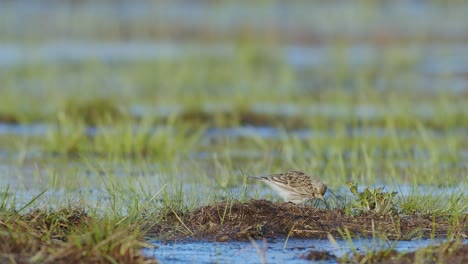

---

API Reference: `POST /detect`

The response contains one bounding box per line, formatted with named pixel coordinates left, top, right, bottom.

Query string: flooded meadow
left=1, top=0, right=467, bottom=263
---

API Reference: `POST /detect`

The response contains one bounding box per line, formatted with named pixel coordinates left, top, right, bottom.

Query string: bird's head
left=316, top=184, right=327, bottom=200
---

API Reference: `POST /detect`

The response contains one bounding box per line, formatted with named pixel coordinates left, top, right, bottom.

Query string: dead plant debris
left=151, top=199, right=466, bottom=241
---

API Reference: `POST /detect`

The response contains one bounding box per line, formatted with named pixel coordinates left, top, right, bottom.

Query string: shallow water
left=1, top=43, right=468, bottom=93
left=146, top=238, right=445, bottom=264
left=2, top=121, right=467, bottom=140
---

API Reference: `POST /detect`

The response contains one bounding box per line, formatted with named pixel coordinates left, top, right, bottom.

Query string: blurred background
left=0, top=0, right=467, bottom=197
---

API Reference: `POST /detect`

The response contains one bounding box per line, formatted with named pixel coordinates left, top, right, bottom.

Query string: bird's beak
left=317, top=194, right=325, bottom=201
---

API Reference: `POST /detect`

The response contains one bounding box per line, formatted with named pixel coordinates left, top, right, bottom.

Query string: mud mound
left=154, top=199, right=464, bottom=241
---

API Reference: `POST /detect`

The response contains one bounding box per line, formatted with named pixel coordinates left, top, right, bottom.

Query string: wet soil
left=150, top=199, right=467, bottom=242
left=314, top=241, right=468, bottom=264
left=1, top=202, right=465, bottom=263
left=386, top=242, right=468, bottom=264
left=300, top=250, right=337, bottom=261
left=340, top=242, right=468, bottom=264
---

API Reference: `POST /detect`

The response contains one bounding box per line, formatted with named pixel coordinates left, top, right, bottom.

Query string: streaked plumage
left=251, top=170, right=327, bottom=204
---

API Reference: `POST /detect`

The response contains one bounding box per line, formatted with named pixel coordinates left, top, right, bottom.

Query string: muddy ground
left=301, top=242, right=468, bottom=264
left=150, top=199, right=467, bottom=242
left=1, top=201, right=466, bottom=263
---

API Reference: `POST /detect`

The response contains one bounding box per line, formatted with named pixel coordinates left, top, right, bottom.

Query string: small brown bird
left=251, top=170, right=327, bottom=204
